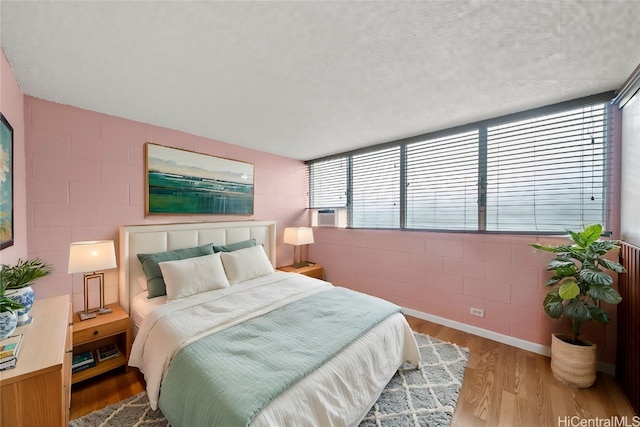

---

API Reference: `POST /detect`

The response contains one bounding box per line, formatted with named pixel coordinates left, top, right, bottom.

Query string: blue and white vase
left=5, top=286, right=35, bottom=326
left=0, top=311, right=18, bottom=339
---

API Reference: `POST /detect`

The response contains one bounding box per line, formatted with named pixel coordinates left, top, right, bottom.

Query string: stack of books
left=0, top=334, right=24, bottom=370
left=72, top=350, right=96, bottom=374
left=96, top=343, right=121, bottom=362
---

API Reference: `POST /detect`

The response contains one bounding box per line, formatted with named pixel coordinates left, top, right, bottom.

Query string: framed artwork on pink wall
left=0, top=113, right=14, bottom=250
left=144, top=142, right=254, bottom=216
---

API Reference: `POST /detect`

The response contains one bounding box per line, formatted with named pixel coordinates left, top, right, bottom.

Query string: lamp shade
left=68, top=240, right=117, bottom=274
left=283, top=227, right=314, bottom=246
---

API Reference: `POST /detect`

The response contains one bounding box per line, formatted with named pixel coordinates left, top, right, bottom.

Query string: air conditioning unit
left=318, top=209, right=336, bottom=227
left=311, top=208, right=347, bottom=228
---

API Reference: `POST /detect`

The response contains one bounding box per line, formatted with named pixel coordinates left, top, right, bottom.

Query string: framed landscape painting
left=145, top=142, right=254, bottom=215
left=0, top=113, right=14, bottom=250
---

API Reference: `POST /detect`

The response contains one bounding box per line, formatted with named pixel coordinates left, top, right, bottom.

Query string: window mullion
left=347, top=156, right=353, bottom=227
left=400, top=144, right=407, bottom=229
left=478, top=127, right=487, bottom=231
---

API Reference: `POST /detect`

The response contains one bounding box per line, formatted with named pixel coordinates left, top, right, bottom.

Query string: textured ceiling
left=1, top=1, right=640, bottom=160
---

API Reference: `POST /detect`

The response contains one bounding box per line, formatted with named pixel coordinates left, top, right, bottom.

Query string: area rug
left=69, top=332, right=469, bottom=427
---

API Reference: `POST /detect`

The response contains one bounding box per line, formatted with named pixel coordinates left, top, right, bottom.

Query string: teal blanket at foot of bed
left=158, top=287, right=401, bottom=427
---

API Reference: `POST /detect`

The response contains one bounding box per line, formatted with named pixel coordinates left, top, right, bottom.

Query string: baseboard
left=402, top=307, right=616, bottom=376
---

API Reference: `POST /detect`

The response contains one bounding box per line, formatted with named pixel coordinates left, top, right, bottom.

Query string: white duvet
left=129, top=271, right=420, bottom=427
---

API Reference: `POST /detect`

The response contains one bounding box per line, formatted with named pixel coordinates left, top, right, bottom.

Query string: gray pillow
left=137, top=243, right=214, bottom=298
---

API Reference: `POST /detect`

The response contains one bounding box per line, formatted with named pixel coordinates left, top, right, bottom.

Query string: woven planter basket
left=550, top=333, right=597, bottom=388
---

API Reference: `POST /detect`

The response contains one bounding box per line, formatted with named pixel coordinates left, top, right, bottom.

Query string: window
left=352, top=147, right=400, bottom=228
left=486, top=105, right=608, bottom=232
left=308, top=93, right=614, bottom=234
left=406, top=131, right=478, bottom=231
left=309, top=157, right=347, bottom=208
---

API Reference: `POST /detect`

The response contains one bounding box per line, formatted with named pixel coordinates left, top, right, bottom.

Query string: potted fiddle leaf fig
left=532, top=223, right=624, bottom=388
left=0, top=258, right=51, bottom=326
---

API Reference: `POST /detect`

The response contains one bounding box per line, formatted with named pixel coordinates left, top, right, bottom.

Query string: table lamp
left=283, top=227, right=314, bottom=268
left=68, top=240, right=117, bottom=320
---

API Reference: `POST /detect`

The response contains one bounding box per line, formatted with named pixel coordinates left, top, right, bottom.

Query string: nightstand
left=71, top=303, right=131, bottom=385
left=278, top=263, right=324, bottom=280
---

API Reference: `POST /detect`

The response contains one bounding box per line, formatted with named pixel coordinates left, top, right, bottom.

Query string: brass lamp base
left=78, top=307, right=111, bottom=321
left=78, top=311, right=97, bottom=321
left=292, top=261, right=312, bottom=268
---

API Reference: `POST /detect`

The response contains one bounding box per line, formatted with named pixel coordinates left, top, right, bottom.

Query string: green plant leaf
left=547, top=259, right=575, bottom=270
left=558, top=281, right=580, bottom=300
left=591, top=240, right=620, bottom=255
left=556, top=266, right=578, bottom=278
left=580, top=224, right=603, bottom=247
left=580, top=268, right=613, bottom=286
left=532, top=244, right=578, bottom=254
left=531, top=244, right=561, bottom=253
left=546, top=276, right=561, bottom=286
left=588, top=243, right=608, bottom=256
left=0, top=296, right=25, bottom=313
left=588, top=284, right=622, bottom=305
left=0, top=258, right=52, bottom=290
left=587, top=304, right=611, bottom=324
left=564, top=299, right=592, bottom=323
left=598, top=257, right=626, bottom=273
left=569, top=230, right=587, bottom=248
left=543, top=290, right=564, bottom=319
left=563, top=246, right=587, bottom=263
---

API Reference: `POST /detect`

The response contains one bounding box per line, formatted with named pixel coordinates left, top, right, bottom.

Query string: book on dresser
left=72, top=350, right=96, bottom=373
left=96, top=343, right=121, bottom=362
left=0, top=334, right=24, bottom=370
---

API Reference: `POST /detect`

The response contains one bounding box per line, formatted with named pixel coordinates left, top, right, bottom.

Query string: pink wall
left=310, top=228, right=618, bottom=364
left=0, top=49, right=27, bottom=265
left=23, top=96, right=309, bottom=311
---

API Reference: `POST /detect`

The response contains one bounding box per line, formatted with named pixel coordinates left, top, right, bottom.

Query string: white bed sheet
left=131, top=291, right=166, bottom=335
left=129, top=271, right=420, bottom=426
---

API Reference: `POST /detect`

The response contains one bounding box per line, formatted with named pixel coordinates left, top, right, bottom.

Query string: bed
left=119, top=221, right=420, bottom=427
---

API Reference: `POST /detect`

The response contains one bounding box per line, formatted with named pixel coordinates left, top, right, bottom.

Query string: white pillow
left=220, top=245, right=275, bottom=285
left=159, top=253, right=230, bottom=300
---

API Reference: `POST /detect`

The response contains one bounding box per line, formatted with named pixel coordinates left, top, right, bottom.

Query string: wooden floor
left=70, top=316, right=636, bottom=425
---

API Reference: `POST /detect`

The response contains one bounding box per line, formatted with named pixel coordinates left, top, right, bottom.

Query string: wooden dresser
left=0, top=295, right=72, bottom=427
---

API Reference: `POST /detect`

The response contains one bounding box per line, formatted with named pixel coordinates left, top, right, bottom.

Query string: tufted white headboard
left=118, top=221, right=277, bottom=314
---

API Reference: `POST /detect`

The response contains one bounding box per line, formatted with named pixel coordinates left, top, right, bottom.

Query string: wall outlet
left=470, top=307, right=485, bottom=317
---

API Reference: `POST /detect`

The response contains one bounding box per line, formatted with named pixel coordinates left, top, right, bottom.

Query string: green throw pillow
left=212, top=238, right=256, bottom=253
left=137, top=243, right=214, bottom=298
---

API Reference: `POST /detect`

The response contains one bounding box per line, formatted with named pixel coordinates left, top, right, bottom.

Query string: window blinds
left=406, top=131, right=479, bottom=230
left=309, top=157, right=348, bottom=208
left=486, top=103, right=610, bottom=232
left=308, top=93, right=614, bottom=233
left=351, top=147, right=401, bottom=228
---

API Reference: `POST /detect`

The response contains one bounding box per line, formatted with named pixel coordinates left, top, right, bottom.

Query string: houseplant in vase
left=0, top=286, right=24, bottom=339
left=532, top=223, right=624, bottom=388
left=0, top=258, right=52, bottom=326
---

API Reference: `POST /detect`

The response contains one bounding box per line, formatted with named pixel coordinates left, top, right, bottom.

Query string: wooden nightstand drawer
left=304, top=267, right=324, bottom=279
left=73, top=317, right=127, bottom=344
